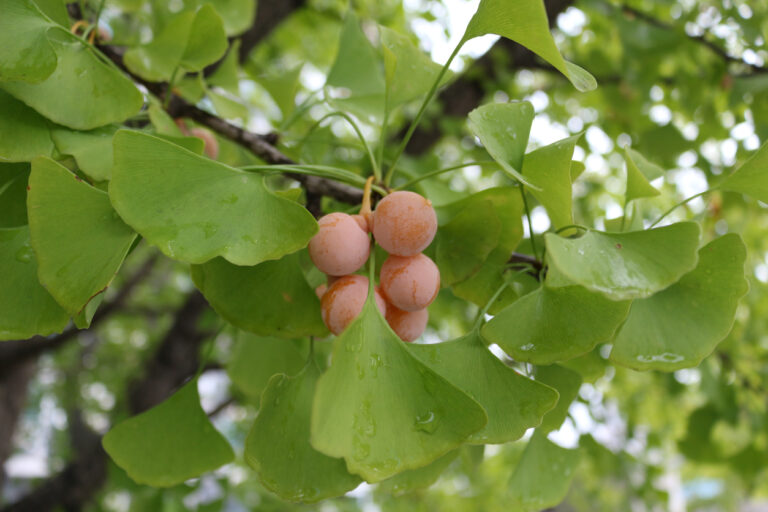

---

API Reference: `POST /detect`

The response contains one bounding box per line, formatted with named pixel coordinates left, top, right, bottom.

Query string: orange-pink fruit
left=321, top=275, right=386, bottom=335
left=380, top=253, right=440, bottom=312
left=308, top=213, right=371, bottom=276
left=189, top=127, right=219, bottom=159
left=386, top=306, right=428, bottom=342
left=351, top=214, right=370, bottom=233
left=372, top=191, right=437, bottom=256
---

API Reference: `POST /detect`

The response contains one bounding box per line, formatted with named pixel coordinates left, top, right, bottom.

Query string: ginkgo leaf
left=110, top=130, right=318, bottom=265
left=719, top=140, right=768, bottom=203
left=27, top=158, right=136, bottom=316
left=535, top=364, right=582, bottom=433
left=436, top=200, right=501, bottom=285
left=0, top=163, right=30, bottom=228
left=245, top=362, right=362, bottom=502
left=624, top=147, right=660, bottom=203
left=0, top=89, right=54, bottom=162
left=50, top=125, right=118, bottom=182
left=227, top=332, right=306, bottom=402
left=522, top=134, right=581, bottom=229
left=610, top=235, right=748, bottom=371
left=0, top=226, right=69, bottom=340
left=311, top=298, right=487, bottom=482
left=191, top=253, right=327, bottom=338
left=378, top=450, right=458, bottom=495
left=508, top=431, right=581, bottom=511
left=544, top=222, right=701, bottom=300
left=0, top=0, right=57, bottom=82
left=255, top=64, right=303, bottom=120
left=408, top=331, right=558, bottom=444
left=482, top=285, right=630, bottom=365
left=468, top=102, right=536, bottom=187
left=461, top=0, right=596, bottom=91
left=1, top=33, right=143, bottom=130
left=102, top=379, right=234, bottom=487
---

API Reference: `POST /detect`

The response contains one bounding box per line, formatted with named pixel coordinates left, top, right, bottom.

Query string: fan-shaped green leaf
left=461, top=0, right=596, bottom=91
left=544, top=223, right=701, bottom=300
left=110, top=130, right=318, bottom=265
left=51, top=125, right=117, bottom=182
left=610, top=235, right=748, bottom=371
left=625, top=147, right=664, bottom=180
left=436, top=200, right=500, bottom=285
left=124, top=5, right=227, bottom=81
left=482, top=284, right=630, bottom=365
left=27, top=157, right=136, bottom=316
left=0, top=89, right=54, bottom=162
left=245, top=362, right=362, bottom=502
left=254, top=64, right=303, bottom=120
left=408, top=331, right=558, bottom=444
left=102, top=379, right=234, bottom=487
left=624, top=147, right=660, bottom=203
left=719, top=140, right=768, bottom=203
left=0, top=226, right=69, bottom=340
left=468, top=102, right=535, bottom=187
left=378, top=450, right=458, bottom=495
left=522, top=134, right=581, bottom=229
left=0, top=0, right=57, bottom=82
left=1, top=34, right=143, bottom=130
left=311, top=298, right=487, bottom=482
left=535, top=365, right=582, bottom=433
left=227, top=332, right=306, bottom=402
left=508, top=431, right=581, bottom=511
left=191, top=253, right=327, bottom=338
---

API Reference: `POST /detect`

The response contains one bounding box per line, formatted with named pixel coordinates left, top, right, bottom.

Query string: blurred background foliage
left=2, top=0, right=768, bottom=511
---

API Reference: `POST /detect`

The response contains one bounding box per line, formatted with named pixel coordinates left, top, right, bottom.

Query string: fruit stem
left=360, top=176, right=375, bottom=225
left=472, top=282, right=510, bottom=331
left=520, top=186, right=540, bottom=261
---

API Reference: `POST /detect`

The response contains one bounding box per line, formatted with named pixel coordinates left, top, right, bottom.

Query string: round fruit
left=372, top=191, right=437, bottom=256
left=379, top=253, right=440, bottom=312
left=351, top=214, right=370, bottom=233
left=321, top=275, right=387, bottom=335
left=308, top=213, right=370, bottom=276
left=386, top=306, right=428, bottom=342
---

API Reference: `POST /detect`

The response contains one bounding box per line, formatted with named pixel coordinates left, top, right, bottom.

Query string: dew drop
left=414, top=411, right=438, bottom=433
left=14, top=245, right=33, bottom=263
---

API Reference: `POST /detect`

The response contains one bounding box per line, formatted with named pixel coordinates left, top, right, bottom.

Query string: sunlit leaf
left=27, top=157, right=136, bottom=316
left=191, top=253, right=327, bottom=338
left=245, top=362, right=362, bottom=502
left=719, top=140, right=768, bottom=203
left=522, top=134, right=581, bottom=229
left=624, top=147, right=660, bottom=203
left=610, top=235, right=748, bottom=371
left=462, top=0, right=596, bottom=91
left=482, top=284, right=630, bottom=365
left=468, top=102, right=535, bottom=187
left=544, top=223, right=701, bottom=300
left=408, top=331, right=558, bottom=444
left=102, top=379, right=234, bottom=487
left=311, top=298, right=487, bottom=482
left=0, top=226, right=69, bottom=340
left=110, top=130, right=317, bottom=265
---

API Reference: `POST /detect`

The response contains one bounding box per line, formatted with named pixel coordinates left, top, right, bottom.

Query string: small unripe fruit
left=372, top=191, right=437, bottom=256
left=321, top=275, right=386, bottom=335
left=380, top=253, right=440, bottom=312
left=189, top=127, right=219, bottom=159
left=309, top=213, right=370, bottom=276
left=386, top=306, right=428, bottom=342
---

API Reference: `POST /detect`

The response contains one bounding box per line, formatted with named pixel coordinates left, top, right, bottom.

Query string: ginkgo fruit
left=321, top=275, right=387, bottom=335
left=386, top=306, right=428, bottom=342
left=372, top=191, right=437, bottom=256
left=189, top=127, right=220, bottom=160
left=309, top=213, right=371, bottom=276
left=380, top=253, right=440, bottom=312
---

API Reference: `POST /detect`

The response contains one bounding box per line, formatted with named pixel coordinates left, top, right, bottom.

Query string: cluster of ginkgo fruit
left=309, top=190, right=440, bottom=342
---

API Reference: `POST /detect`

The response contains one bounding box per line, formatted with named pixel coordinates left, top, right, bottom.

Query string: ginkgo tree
left=1, top=0, right=767, bottom=510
